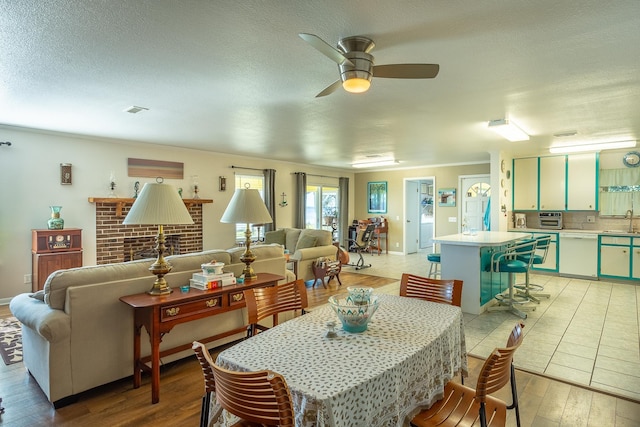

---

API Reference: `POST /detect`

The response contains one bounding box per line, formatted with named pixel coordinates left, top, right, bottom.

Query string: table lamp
left=123, top=178, right=194, bottom=295
left=220, top=184, right=273, bottom=281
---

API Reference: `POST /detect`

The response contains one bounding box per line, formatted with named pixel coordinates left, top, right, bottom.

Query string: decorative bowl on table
left=328, top=294, right=379, bottom=333
left=201, top=262, right=224, bottom=275
left=346, top=286, right=374, bottom=305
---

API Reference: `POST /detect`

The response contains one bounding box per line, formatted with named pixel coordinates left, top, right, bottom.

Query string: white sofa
left=264, top=228, right=337, bottom=282
left=9, top=244, right=292, bottom=407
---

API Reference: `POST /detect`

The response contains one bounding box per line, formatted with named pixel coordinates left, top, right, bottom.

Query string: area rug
left=0, top=316, right=22, bottom=365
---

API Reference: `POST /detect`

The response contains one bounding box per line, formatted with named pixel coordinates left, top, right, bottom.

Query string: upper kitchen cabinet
left=567, top=153, right=598, bottom=210
left=513, top=153, right=598, bottom=211
left=539, top=156, right=566, bottom=210
left=513, top=157, right=539, bottom=210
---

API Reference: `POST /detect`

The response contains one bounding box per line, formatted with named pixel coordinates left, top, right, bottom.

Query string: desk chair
left=400, top=273, right=463, bottom=307
left=487, top=240, right=537, bottom=319
left=192, top=341, right=295, bottom=427
left=515, top=235, right=552, bottom=303
left=243, top=279, right=308, bottom=338
left=347, top=224, right=376, bottom=270
left=410, top=322, right=525, bottom=427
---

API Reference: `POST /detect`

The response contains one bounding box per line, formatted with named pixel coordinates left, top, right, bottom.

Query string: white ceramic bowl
left=328, top=295, right=379, bottom=333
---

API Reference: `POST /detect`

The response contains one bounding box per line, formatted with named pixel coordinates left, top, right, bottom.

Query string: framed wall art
left=367, top=181, right=387, bottom=213
left=438, top=188, right=456, bottom=207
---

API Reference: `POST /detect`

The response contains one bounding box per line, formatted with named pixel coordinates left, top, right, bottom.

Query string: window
left=306, top=184, right=339, bottom=235
left=233, top=174, right=266, bottom=242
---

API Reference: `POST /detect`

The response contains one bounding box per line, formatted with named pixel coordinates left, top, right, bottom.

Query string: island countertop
left=434, top=231, right=531, bottom=246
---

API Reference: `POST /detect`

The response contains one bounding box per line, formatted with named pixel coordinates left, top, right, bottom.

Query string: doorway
left=404, top=177, right=435, bottom=254
left=459, top=175, right=491, bottom=232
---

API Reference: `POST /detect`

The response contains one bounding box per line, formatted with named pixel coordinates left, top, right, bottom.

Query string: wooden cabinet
left=32, top=229, right=82, bottom=292
left=633, top=239, right=640, bottom=280
left=567, top=153, right=597, bottom=210
left=513, top=157, right=539, bottom=210
left=539, top=156, right=566, bottom=210
left=513, top=153, right=598, bottom=211
left=599, top=236, right=631, bottom=278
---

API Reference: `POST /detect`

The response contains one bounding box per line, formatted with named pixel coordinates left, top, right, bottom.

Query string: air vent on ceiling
left=124, top=106, right=149, bottom=114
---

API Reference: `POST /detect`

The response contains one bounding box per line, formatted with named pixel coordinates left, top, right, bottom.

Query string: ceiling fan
left=299, top=33, right=440, bottom=97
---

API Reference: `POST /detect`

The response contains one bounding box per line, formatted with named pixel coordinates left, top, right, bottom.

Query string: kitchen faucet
left=627, top=203, right=635, bottom=233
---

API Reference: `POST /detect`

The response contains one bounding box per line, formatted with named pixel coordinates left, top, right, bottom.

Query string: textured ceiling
left=1, top=0, right=639, bottom=170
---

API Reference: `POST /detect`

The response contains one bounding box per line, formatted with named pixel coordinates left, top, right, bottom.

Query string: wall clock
left=623, top=151, right=640, bottom=167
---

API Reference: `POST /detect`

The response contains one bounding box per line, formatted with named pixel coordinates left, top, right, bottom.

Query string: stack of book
left=189, top=271, right=236, bottom=290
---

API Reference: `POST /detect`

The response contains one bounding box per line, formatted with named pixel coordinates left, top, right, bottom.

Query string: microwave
left=538, top=212, right=563, bottom=229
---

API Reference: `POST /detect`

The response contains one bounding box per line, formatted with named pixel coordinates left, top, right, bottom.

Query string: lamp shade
left=220, top=187, right=273, bottom=225
left=123, top=181, right=194, bottom=225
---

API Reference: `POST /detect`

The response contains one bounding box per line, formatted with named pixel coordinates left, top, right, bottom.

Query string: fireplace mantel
left=88, top=197, right=212, bottom=217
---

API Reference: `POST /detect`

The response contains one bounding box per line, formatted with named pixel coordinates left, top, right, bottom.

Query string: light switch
left=448, top=217, right=457, bottom=223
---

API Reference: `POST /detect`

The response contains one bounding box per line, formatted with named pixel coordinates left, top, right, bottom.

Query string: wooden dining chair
left=192, top=341, right=296, bottom=427
left=410, top=322, right=525, bottom=427
left=400, top=273, right=463, bottom=307
left=244, top=279, right=308, bottom=338
left=192, top=341, right=218, bottom=427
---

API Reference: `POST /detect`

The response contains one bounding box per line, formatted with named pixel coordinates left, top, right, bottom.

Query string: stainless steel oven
left=538, top=212, right=563, bottom=229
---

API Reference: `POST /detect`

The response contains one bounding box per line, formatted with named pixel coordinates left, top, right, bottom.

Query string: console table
left=120, top=272, right=284, bottom=404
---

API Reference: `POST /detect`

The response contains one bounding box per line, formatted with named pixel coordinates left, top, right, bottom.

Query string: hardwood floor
left=1, top=273, right=639, bottom=426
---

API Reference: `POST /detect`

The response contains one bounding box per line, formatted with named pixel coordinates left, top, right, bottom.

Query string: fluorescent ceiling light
left=549, top=140, right=636, bottom=154
left=351, top=159, right=399, bottom=168
left=487, top=119, right=530, bottom=142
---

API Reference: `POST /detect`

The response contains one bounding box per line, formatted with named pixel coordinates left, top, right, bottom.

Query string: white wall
left=0, top=126, right=354, bottom=301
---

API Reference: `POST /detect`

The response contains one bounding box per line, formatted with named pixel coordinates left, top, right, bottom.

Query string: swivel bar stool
left=515, top=235, right=551, bottom=303
left=487, top=239, right=537, bottom=319
left=427, top=252, right=441, bottom=278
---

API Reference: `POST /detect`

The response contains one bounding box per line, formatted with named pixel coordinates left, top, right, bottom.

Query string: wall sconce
left=219, top=176, right=226, bottom=191
left=60, top=163, right=72, bottom=185
left=279, top=192, right=288, bottom=207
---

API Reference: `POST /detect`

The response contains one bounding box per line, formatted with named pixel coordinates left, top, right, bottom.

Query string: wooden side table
left=312, top=259, right=342, bottom=288
left=120, top=272, right=284, bottom=404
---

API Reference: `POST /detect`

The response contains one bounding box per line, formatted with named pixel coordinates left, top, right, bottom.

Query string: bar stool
left=487, top=240, right=537, bottom=319
left=515, top=235, right=551, bottom=303
left=427, top=252, right=441, bottom=278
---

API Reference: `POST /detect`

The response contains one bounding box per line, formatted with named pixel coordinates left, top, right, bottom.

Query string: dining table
left=212, top=293, right=467, bottom=427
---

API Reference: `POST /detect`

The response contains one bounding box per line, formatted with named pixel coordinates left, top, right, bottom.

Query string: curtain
left=338, top=177, right=349, bottom=247
left=263, top=169, right=276, bottom=232
left=294, top=172, right=306, bottom=228
left=600, top=168, right=640, bottom=216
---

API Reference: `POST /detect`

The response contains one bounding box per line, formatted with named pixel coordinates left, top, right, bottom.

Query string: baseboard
left=0, top=298, right=13, bottom=306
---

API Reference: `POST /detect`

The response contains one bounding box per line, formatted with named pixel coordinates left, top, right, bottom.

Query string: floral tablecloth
left=213, top=294, right=467, bottom=427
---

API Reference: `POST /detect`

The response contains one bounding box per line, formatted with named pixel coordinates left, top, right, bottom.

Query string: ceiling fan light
left=487, top=119, right=530, bottom=142
left=342, top=78, right=371, bottom=94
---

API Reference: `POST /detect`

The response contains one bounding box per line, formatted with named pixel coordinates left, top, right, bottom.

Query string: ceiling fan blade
left=315, top=80, right=342, bottom=98
left=299, top=33, right=354, bottom=66
left=373, top=64, right=440, bottom=79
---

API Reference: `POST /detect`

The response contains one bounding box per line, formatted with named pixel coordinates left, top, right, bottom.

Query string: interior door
left=405, top=181, right=420, bottom=253
left=461, top=176, right=491, bottom=232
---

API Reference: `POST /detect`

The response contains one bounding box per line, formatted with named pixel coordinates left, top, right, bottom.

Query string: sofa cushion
left=296, top=234, right=317, bottom=250
left=285, top=228, right=302, bottom=252
left=299, top=228, right=333, bottom=247
left=166, top=249, right=231, bottom=272
left=264, top=228, right=286, bottom=246
left=228, top=244, right=284, bottom=264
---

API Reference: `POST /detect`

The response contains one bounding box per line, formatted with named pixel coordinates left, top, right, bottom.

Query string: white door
left=461, top=176, right=491, bottom=232
left=405, top=181, right=420, bottom=253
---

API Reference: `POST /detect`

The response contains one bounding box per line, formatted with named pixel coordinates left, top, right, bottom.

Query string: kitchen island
left=434, top=231, right=531, bottom=314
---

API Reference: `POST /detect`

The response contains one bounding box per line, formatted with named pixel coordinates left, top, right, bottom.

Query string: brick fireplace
left=89, top=198, right=212, bottom=265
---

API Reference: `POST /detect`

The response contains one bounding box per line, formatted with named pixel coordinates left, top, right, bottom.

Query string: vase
left=47, top=206, right=64, bottom=230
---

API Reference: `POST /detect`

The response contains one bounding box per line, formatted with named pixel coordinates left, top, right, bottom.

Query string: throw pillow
left=265, top=228, right=286, bottom=246
left=29, top=290, right=45, bottom=301
left=296, top=235, right=317, bottom=250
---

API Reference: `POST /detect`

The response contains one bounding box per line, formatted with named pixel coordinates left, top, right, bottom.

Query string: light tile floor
left=345, top=248, right=640, bottom=402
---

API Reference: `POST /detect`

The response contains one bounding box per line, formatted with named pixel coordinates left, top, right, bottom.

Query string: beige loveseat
left=9, top=244, right=292, bottom=407
left=264, top=228, right=337, bottom=282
